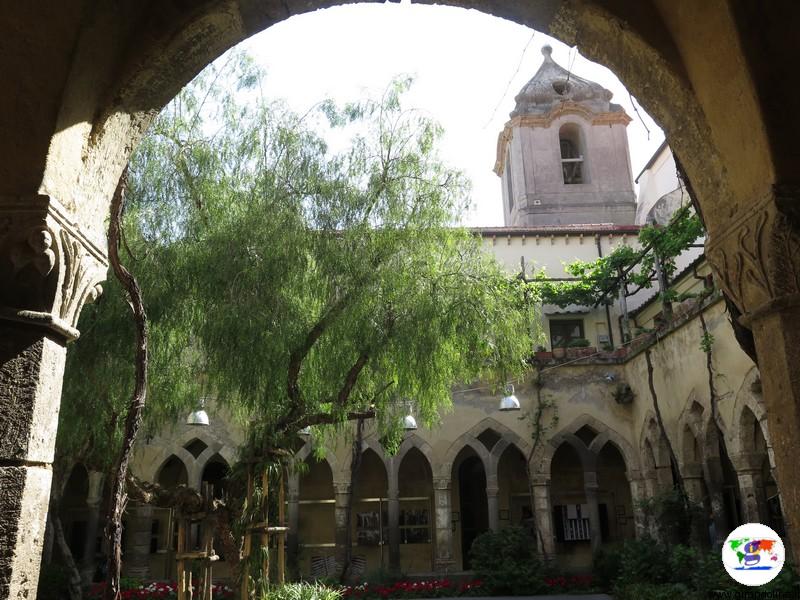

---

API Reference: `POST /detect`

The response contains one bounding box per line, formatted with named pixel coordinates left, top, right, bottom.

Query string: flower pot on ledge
left=535, top=351, right=553, bottom=360
left=552, top=347, right=566, bottom=359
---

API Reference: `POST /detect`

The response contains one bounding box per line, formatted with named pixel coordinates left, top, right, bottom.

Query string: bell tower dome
left=495, top=46, right=636, bottom=227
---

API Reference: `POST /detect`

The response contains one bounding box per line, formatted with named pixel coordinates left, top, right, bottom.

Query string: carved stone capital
left=0, top=195, right=107, bottom=341
left=707, top=185, right=800, bottom=325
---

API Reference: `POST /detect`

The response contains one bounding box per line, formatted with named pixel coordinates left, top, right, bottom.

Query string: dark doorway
left=458, top=456, right=488, bottom=569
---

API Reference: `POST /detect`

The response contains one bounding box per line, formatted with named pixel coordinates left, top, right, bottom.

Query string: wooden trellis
left=176, top=482, right=219, bottom=600
left=241, top=465, right=288, bottom=600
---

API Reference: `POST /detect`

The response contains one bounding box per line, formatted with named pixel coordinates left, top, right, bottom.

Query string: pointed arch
left=440, top=432, right=491, bottom=480
left=156, top=454, right=190, bottom=487
left=466, top=417, right=533, bottom=459
left=731, top=367, right=770, bottom=458
left=295, top=439, right=339, bottom=474
left=390, top=434, right=434, bottom=482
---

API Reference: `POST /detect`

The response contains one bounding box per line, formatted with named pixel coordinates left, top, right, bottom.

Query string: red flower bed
left=341, top=578, right=482, bottom=599
left=88, top=580, right=234, bottom=600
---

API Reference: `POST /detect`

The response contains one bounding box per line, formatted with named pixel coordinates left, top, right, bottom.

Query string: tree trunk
left=339, top=418, right=364, bottom=583
left=104, top=168, right=150, bottom=600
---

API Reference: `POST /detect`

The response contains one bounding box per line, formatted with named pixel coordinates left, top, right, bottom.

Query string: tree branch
left=285, top=295, right=352, bottom=417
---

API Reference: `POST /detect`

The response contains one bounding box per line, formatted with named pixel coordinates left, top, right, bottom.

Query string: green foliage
left=700, top=331, right=715, bottom=354
left=61, top=47, right=540, bottom=485
left=591, top=543, right=624, bottom=589
left=636, top=488, right=705, bottom=546
left=263, top=582, right=342, bottom=600
left=469, top=527, right=547, bottom=595
left=603, top=538, right=800, bottom=597
left=530, top=205, right=704, bottom=309
left=614, top=537, right=673, bottom=587
left=566, top=337, right=590, bottom=347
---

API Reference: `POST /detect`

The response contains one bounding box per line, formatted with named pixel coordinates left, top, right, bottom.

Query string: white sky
left=237, top=1, right=665, bottom=226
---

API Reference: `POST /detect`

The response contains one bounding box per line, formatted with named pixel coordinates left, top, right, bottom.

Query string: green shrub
left=614, top=537, right=672, bottom=587
left=567, top=337, right=590, bottom=347
left=761, top=563, right=800, bottom=593
left=469, top=526, right=546, bottom=595
left=264, top=582, right=342, bottom=600
left=592, top=543, right=623, bottom=590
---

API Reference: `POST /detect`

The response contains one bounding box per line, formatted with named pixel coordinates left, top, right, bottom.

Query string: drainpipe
left=596, top=236, right=616, bottom=349
left=618, top=267, right=631, bottom=343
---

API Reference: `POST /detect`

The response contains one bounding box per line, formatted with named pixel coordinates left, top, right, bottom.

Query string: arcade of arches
left=1, top=1, right=800, bottom=596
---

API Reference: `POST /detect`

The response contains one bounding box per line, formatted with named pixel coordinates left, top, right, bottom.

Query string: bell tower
left=495, top=46, right=636, bottom=227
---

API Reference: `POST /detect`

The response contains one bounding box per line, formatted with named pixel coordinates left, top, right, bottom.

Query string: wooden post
left=278, top=469, right=286, bottom=585
left=177, top=518, right=187, bottom=600
left=261, top=469, right=270, bottom=588
left=242, top=468, right=254, bottom=600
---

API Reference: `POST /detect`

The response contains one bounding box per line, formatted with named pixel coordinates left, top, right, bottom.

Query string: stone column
left=432, top=477, right=455, bottom=573
left=81, top=470, right=106, bottom=586
left=333, top=481, right=351, bottom=571
left=387, top=470, right=400, bottom=572
left=287, top=471, right=300, bottom=572
left=682, top=463, right=710, bottom=546
left=531, top=479, right=555, bottom=555
left=704, top=458, right=729, bottom=544
left=707, top=184, right=800, bottom=556
left=584, top=471, right=602, bottom=553
left=124, top=504, right=153, bottom=580
left=626, top=476, right=649, bottom=540
left=733, top=454, right=769, bottom=525
left=0, top=195, right=106, bottom=598
left=486, top=482, right=500, bottom=533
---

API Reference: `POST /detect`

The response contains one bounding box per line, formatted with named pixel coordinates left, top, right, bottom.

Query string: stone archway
left=3, top=3, right=800, bottom=594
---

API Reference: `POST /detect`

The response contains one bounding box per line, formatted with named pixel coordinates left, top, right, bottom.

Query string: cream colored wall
left=482, top=232, right=644, bottom=348
left=635, top=147, right=677, bottom=224
left=624, top=298, right=763, bottom=477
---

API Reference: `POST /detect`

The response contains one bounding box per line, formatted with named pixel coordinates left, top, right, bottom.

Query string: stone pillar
left=333, top=481, right=351, bottom=571
left=733, top=454, right=769, bottom=525
left=81, top=471, right=106, bottom=586
left=682, top=463, right=710, bottom=546
left=626, top=476, right=649, bottom=540
left=584, top=471, right=602, bottom=553
left=124, top=504, right=153, bottom=580
left=531, top=479, right=555, bottom=555
left=432, top=477, right=455, bottom=573
left=0, top=195, right=106, bottom=598
left=486, top=483, right=500, bottom=533
left=708, top=184, right=800, bottom=556
left=287, top=472, right=300, bottom=572
left=704, top=459, right=729, bottom=544
left=387, top=472, right=400, bottom=572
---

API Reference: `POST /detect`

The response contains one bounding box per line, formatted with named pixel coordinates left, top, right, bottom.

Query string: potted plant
left=534, top=345, right=553, bottom=360
left=552, top=344, right=566, bottom=359
left=565, top=337, right=590, bottom=358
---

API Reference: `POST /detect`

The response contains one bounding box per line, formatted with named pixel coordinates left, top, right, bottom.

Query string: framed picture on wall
left=356, top=511, right=382, bottom=546
left=499, top=509, right=510, bottom=521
